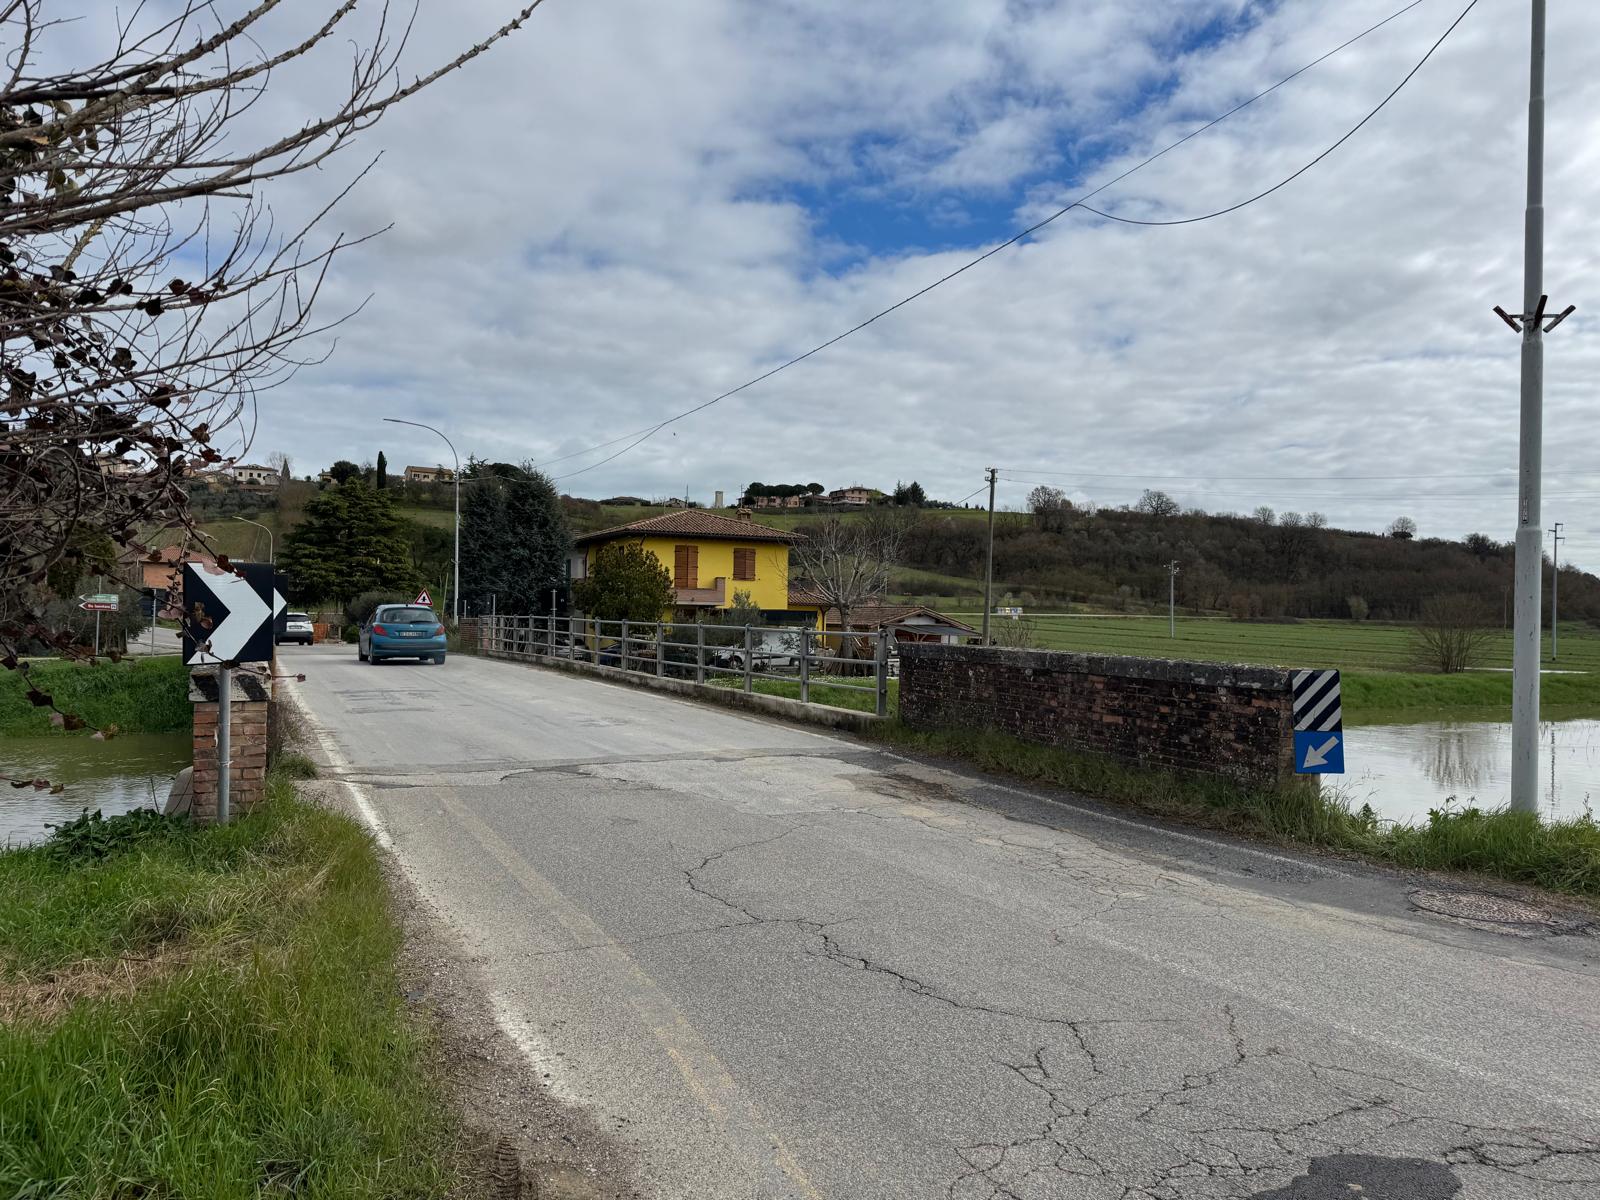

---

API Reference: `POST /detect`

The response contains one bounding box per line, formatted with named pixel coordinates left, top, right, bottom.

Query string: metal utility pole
left=384, top=417, right=461, bottom=623
left=981, top=467, right=998, bottom=645
left=1168, top=561, right=1180, bottom=638
left=1495, top=0, right=1574, bottom=815
left=1548, top=521, right=1563, bottom=659
left=216, top=664, right=232, bottom=824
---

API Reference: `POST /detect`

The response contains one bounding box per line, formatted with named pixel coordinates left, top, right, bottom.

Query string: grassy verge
left=0, top=764, right=456, bottom=1197
left=872, top=723, right=1600, bottom=899
left=1344, top=668, right=1600, bottom=722
left=710, top=673, right=895, bottom=714
left=0, top=656, right=191, bottom=736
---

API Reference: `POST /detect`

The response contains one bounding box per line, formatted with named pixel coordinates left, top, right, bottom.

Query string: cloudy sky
left=218, top=1, right=1598, bottom=564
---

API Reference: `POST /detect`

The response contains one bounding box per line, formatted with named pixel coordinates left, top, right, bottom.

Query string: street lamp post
left=231, top=515, right=274, bottom=564
left=384, top=417, right=460, bottom=622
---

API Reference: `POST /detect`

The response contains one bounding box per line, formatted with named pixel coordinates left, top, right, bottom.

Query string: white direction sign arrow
left=188, top=569, right=271, bottom=664
left=1302, top=735, right=1340, bottom=770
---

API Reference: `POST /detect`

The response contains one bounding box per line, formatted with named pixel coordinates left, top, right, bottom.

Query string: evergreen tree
left=459, top=462, right=571, bottom=613
left=376, top=450, right=388, bottom=489
left=573, top=541, right=672, bottom=622
left=279, top=479, right=418, bottom=604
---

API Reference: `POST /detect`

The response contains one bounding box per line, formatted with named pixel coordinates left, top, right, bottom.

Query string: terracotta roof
left=826, top=605, right=978, bottom=633
left=787, top=587, right=830, bottom=608
left=574, top=509, right=798, bottom=546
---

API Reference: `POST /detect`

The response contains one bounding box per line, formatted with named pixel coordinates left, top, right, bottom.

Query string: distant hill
left=899, top=506, right=1600, bottom=623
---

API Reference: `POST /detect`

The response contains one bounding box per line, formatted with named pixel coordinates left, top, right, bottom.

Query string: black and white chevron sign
left=182, top=561, right=285, bottom=666
left=1291, top=668, right=1342, bottom=732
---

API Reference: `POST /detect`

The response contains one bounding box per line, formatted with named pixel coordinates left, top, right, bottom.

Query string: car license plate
left=401, top=631, right=421, bottom=637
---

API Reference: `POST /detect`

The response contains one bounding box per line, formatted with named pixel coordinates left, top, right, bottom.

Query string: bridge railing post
left=695, top=622, right=705, bottom=684
left=743, top=625, right=753, bottom=694
left=875, top=629, right=890, bottom=717
left=799, top=627, right=810, bottom=705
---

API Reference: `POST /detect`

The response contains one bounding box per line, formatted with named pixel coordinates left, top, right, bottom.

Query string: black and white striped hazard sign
left=1292, top=669, right=1342, bottom=732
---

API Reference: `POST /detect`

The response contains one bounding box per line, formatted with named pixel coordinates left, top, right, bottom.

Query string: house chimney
left=714, top=489, right=725, bottom=509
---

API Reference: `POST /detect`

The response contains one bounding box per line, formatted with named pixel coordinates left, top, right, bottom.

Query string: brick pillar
left=189, top=666, right=271, bottom=824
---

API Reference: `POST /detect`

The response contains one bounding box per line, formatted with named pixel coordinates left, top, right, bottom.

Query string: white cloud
left=171, top=0, right=1600, bottom=566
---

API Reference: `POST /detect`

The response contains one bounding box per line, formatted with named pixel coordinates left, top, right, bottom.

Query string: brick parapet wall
left=189, top=668, right=272, bottom=823
left=898, top=644, right=1299, bottom=789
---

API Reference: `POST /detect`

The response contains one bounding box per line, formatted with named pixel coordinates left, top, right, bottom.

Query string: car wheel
left=434, top=654, right=446, bottom=665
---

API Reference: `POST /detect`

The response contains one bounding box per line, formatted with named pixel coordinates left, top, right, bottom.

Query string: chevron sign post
left=1291, top=668, right=1344, bottom=775
left=181, top=562, right=284, bottom=667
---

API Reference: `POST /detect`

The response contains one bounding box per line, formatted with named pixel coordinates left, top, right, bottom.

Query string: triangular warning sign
left=414, top=588, right=433, bottom=607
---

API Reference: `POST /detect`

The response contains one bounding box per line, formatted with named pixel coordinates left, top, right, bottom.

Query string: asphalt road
left=285, top=644, right=1600, bottom=1199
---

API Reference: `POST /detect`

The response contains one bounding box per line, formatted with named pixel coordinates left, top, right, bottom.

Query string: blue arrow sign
left=1294, top=729, right=1344, bottom=775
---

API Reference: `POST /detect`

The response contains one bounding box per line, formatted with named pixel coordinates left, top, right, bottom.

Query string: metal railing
left=480, top=614, right=890, bottom=716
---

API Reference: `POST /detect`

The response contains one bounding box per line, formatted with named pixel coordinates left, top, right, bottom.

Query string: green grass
left=873, top=723, right=1600, bottom=899
left=0, top=657, right=191, bottom=736
left=711, top=674, right=895, bottom=714
left=0, top=766, right=455, bottom=1198
left=974, top=616, right=1600, bottom=722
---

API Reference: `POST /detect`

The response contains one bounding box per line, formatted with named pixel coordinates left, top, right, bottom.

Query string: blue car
left=359, top=604, right=447, bottom=664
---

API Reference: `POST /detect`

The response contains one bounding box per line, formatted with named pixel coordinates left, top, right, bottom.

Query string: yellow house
left=570, top=510, right=825, bottom=626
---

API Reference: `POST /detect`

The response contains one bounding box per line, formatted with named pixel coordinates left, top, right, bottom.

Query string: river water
left=0, top=733, right=190, bottom=847
left=1342, top=718, right=1600, bottom=826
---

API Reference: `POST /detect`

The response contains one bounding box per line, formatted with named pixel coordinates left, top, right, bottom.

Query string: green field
left=960, top=615, right=1600, bottom=721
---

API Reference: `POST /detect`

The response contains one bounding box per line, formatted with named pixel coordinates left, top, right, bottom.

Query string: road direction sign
left=1294, top=729, right=1345, bottom=774
left=1292, top=669, right=1343, bottom=774
left=181, top=562, right=286, bottom=665
left=414, top=587, right=434, bottom=607
left=78, top=598, right=118, bottom=612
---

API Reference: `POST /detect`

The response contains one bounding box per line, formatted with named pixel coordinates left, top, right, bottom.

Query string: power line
left=543, top=0, right=1463, bottom=482
left=1078, top=0, right=1481, bottom=227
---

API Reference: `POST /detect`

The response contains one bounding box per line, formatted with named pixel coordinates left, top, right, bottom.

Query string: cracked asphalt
left=285, top=645, right=1600, bottom=1199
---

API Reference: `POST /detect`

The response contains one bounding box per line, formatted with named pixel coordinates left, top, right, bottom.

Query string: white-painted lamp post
left=383, top=417, right=460, bottom=622
left=232, top=515, right=274, bottom=564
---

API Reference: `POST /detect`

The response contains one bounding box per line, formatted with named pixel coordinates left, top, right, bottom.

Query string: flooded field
left=1342, top=718, right=1599, bottom=825
left=0, top=733, right=190, bottom=846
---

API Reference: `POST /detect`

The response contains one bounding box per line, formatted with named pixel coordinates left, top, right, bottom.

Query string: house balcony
left=675, top=577, right=727, bottom=607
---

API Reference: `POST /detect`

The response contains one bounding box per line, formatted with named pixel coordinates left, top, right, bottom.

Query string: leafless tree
left=1134, top=488, right=1180, bottom=518
left=1027, top=484, right=1070, bottom=534
left=989, top=613, right=1037, bottom=649
left=1253, top=505, right=1276, bottom=526
left=789, top=511, right=907, bottom=660
left=268, top=450, right=291, bottom=480
left=1306, top=511, right=1327, bottom=529
left=1411, top=595, right=1493, bottom=673
left=1388, top=515, right=1418, bottom=541
left=0, top=0, right=542, bottom=668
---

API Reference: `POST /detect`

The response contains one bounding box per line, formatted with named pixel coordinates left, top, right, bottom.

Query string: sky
left=157, top=1, right=1600, bottom=565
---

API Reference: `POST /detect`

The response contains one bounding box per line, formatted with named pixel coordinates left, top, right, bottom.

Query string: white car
left=278, top=611, right=315, bottom=645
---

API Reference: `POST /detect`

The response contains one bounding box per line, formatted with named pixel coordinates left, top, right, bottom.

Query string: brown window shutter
left=734, top=547, right=755, bottom=581
left=674, top=544, right=698, bottom=589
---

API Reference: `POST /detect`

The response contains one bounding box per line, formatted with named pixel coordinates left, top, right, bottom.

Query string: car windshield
left=377, top=608, right=436, bottom=624
left=287, top=613, right=310, bottom=622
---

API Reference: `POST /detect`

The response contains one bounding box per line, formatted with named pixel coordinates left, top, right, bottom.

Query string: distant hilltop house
left=232, top=463, right=281, bottom=487
left=751, top=494, right=807, bottom=509
left=403, top=464, right=455, bottom=485
left=827, top=485, right=875, bottom=506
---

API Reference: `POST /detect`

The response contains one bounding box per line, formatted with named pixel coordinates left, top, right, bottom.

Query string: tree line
left=902, top=498, right=1600, bottom=623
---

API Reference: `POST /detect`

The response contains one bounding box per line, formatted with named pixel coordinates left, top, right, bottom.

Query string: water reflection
left=0, top=733, right=190, bottom=847
left=1343, top=719, right=1599, bottom=826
